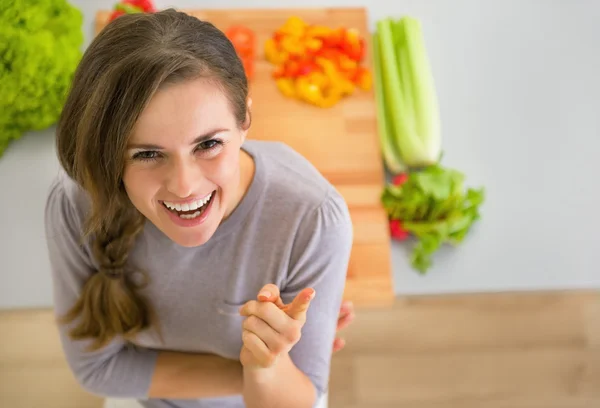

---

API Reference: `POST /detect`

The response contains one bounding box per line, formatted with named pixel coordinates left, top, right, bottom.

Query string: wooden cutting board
left=95, top=8, right=394, bottom=307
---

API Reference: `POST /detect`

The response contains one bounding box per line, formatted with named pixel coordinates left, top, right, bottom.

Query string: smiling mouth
left=162, top=191, right=215, bottom=219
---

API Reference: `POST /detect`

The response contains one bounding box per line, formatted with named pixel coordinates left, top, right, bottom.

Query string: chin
left=161, top=221, right=219, bottom=247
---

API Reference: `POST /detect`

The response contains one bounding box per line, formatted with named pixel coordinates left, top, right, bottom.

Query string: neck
left=223, top=149, right=255, bottom=220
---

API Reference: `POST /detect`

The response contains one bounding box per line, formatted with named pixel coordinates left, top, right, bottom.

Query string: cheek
left=207, top=149, right=241, bottom=189
left=122, top=166, right=156, bottom=207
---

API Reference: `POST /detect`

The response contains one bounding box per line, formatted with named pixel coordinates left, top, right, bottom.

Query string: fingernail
left=258, top=290, right=271, bottom=300
left=306, top=289, right=316, bottom=301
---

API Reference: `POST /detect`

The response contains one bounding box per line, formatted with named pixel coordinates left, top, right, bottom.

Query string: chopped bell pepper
left=304, top=38, right=323, bottom=54
left=305, top=25, right=333, bottom=39
left=122, top=0, right=156, bottom=12
left=241, top=56, right=254, bottom=80
left=265, top=16, right=372, bottom=107
left=108, top=0, right=155, bottom=22
left=108, top=9, right=126, bottom=21
left=280, top=36, right=305, bottom=57
left=226, top=25, right=256, bottom=58
left=354, top=67, right=372, bottom=90
left=225, top=25, right=256, bottom=80
left=295, top=76, right=341, bottom=108
left=265, top=38, right=288, bottom=64
left=277, top=16, right=307, bottom=37
left=276, top=78, right=297, bottom=98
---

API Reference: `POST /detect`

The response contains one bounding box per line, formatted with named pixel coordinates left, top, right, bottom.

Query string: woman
left=44, top=8, right=354, bottom=408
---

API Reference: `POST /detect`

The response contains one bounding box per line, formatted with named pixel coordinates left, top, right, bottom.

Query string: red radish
left=392, top=173, right=408, bottom=186
left=390, top=219, right=409, bottom=240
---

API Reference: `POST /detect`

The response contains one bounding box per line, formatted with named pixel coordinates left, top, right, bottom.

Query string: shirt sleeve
left=281, top=188, right=354, bottom=403
left=44, top=175, right=158, bottom=398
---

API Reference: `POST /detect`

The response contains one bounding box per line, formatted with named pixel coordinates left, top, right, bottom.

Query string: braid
left=59, top=206, right=158, bottom=351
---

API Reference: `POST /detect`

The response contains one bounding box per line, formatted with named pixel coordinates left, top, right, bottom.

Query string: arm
left=148, top=351, right=242, bottom=398
left=242, top=353, right=315, bottom=408
left=240, top=191, right=354, bottom=408
left=45, top=175, right=243, bottom=399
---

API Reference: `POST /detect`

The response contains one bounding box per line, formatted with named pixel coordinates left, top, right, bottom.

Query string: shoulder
left=244, top=139, right=351, bottom=228
left=44, top=167, right=91, bottom=237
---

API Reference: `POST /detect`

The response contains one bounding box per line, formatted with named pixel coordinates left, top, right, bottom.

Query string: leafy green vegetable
left=0, top=0, right=84, bottom=158
left=381, top=165, right=485, bottom=273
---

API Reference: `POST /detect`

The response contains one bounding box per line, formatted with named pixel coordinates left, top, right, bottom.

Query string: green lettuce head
left=0, top=0, right=84, bottom=157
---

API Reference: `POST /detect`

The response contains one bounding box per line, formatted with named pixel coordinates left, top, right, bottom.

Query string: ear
left=240, top=96, right=252, bottom=143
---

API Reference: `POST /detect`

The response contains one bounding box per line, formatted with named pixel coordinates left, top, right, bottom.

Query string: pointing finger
left=285, top=288, right=315, bottom=322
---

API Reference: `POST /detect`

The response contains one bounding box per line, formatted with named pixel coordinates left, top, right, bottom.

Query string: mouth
left=162, top=191, right=216, bottom=220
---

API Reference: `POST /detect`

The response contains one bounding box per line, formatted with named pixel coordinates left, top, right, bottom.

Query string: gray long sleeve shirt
left=44, top=140, right=353, bottom=408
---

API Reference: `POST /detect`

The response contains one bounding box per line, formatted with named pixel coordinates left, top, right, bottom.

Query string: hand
left=333, top=300, right=355, bottom=353
left=243, top=289, right=355, bottom=354
left=239, top=284, right=315, bottom=370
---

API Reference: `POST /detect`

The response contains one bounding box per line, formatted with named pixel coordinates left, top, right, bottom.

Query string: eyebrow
left=127, top=128, right=229, bottom=150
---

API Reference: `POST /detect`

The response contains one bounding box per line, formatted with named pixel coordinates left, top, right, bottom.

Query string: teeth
left=180, top=211, right=201, bottom=219
left=164, top=192, right=213, bottom=211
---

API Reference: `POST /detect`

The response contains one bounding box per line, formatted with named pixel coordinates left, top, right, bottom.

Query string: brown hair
left=55, top=8, right=249, bottom=350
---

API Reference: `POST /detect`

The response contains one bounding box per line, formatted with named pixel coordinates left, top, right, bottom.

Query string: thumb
left=285, top=288, right=316, bottom=322
left=257, top=284, right=285, bottom=308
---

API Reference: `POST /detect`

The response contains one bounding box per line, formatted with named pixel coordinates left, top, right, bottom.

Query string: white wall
left=1, top=0, right=599, bottom=309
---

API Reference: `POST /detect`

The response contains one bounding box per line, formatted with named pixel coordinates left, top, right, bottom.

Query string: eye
left=199, top=139, right=220, bottom=150
left=132, top=150, right=161, bottom=162
left=195, top=139, right=224, bottom=156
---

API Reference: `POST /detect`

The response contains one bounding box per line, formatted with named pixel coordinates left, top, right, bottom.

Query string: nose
left=166, top=157, right=200, bottom=198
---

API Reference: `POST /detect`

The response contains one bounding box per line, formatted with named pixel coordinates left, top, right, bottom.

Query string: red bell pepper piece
left=226, top=25, right=256, bottom=58
left=272, top=64, right=286, bottom=79
left=225, top=25, right=256, bottom=80
left=284, top=60, right=301, bottom=78
left=123, top=0, right=156, bottom=12
left=323, top=28, right=345, bottom=49
left=108, top=9, right=126, bottom=21
left=241, top=55, right=254, bottom=80
left=341, top=37, right=365, bottom=61
left=297, top=60, right=320, bottom=76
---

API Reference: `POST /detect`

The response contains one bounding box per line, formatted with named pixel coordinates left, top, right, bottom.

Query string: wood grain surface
left=3, top=291, right=600, bottom=407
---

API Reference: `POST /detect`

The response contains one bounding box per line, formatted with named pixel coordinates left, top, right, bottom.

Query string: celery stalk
left=401, top=17, right=441, bottom=162
left=372, top=32, right=405, bottom=174
left=376, top=17, right=442, bottom=168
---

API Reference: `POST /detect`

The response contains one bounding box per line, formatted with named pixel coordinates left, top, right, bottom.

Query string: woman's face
left=123, top=78, right=249, bottom=247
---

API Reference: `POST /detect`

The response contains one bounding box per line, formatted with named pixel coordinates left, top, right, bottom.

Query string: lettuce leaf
left=381, top=165, right=485, bottom=273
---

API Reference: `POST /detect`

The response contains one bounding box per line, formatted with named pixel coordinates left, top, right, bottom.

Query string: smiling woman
left=44, top=7, right=352, bottom=408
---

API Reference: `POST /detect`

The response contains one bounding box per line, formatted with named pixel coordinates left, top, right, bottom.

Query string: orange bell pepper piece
left=354, top=67, right=372, bottom=90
